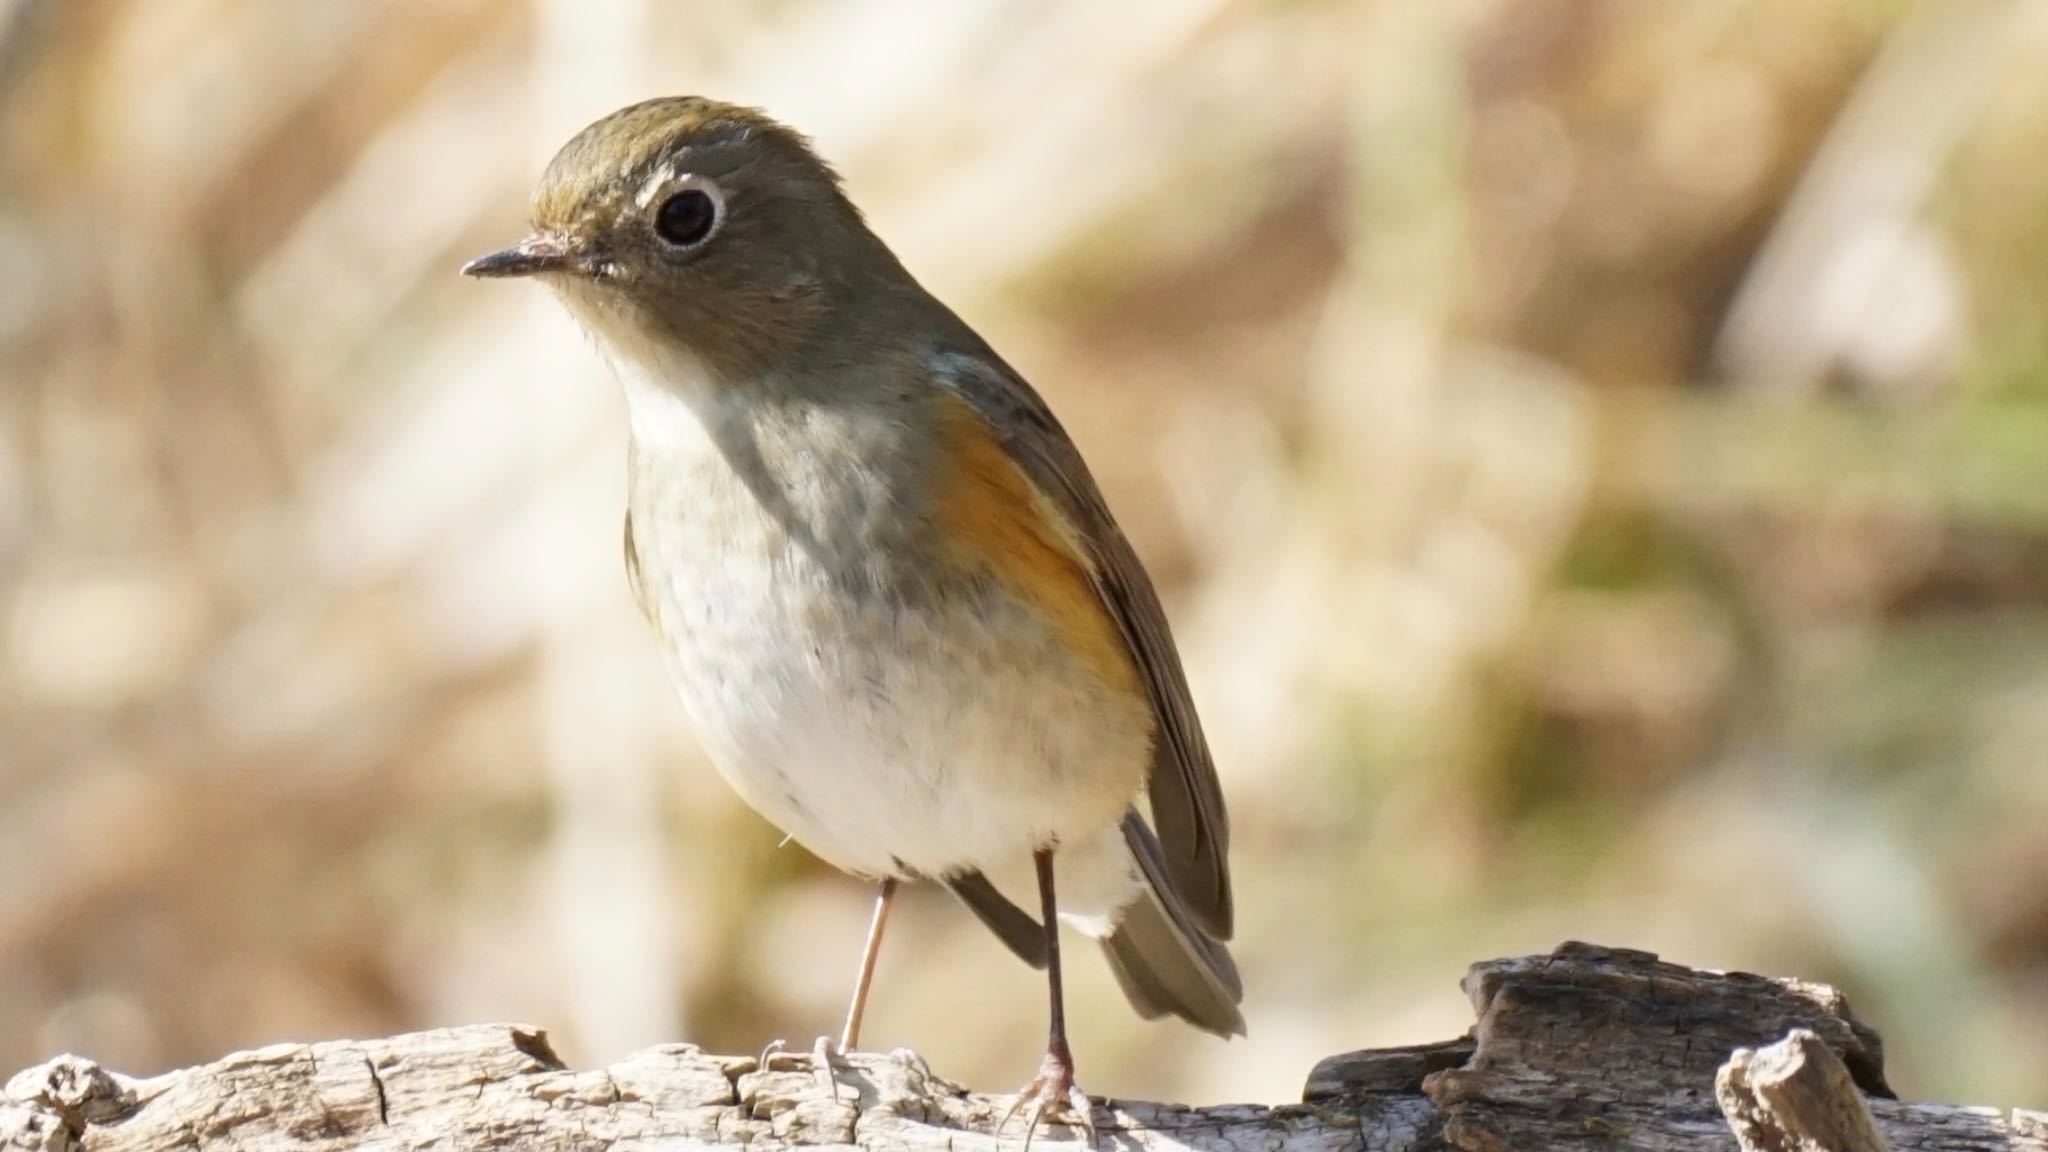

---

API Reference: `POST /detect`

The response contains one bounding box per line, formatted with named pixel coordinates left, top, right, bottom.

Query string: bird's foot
left=998, top=1046, right=1096, bottom=1151
left=755, top=1035, right=844, bottom=1103
left=889, top=1046, right=936, bottom=1083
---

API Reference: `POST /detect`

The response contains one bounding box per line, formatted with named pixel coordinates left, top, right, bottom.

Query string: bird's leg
left=758, top=877, right=898, bottom=1104
left=840, top=877, right=897, bottom=1052
left=998, top=849, right=1097, bottom=1150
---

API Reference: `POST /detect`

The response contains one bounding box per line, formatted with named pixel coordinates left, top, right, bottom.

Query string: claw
left=811, top=1034, right=841, bottom=1103
left=753, top=1036, right=843, bottom=1104
left=998, top=1048, right=1096, bottom=1150
left=890, top=1047, right=935, bottom=1083
left=1065, top=1083, right=1098, bottom=1146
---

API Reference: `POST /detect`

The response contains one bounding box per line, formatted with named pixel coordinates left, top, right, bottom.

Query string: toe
left=890, top=1047, right=938, bottom=1092
left=809, top=1036, right=843, bottom=1102
left=999, top=1066, right=1096, bottom=1148
left=1066, top=1085, right=1098, bottom=1144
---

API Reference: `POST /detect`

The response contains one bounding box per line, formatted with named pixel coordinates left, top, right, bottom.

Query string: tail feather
left=1104, top=811, right=1245, bottom=1037
left=947, top=869, right=1047, bottom=968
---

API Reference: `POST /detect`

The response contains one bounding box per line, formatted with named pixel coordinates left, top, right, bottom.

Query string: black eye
left=654, top=189, right=718, bottom=247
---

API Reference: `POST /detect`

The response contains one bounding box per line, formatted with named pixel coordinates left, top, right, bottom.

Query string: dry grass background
left=4, top=0, right=2048, bottom=1113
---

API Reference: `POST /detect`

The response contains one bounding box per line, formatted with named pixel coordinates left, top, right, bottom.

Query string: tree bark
left=1719, top=1029, right=1893, bottom=1152
left=4, top=943, right=2042, bottom=1152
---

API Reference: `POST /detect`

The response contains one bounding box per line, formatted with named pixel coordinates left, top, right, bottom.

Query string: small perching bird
left=464, top=97, right=1241, bottom=1142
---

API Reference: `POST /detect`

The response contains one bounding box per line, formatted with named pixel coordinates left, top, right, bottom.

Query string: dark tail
left=1103, top=811, right=1245, bottom=1037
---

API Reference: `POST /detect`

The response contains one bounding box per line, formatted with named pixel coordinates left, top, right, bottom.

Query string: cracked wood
left=3, top=944, right=2043, bottom=1152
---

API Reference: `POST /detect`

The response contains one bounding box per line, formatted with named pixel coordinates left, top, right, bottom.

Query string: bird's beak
left=461, top=235, right=584, bottom=279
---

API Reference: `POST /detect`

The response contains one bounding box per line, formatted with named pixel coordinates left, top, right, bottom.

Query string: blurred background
left=3, top=0, right=2047, bottom=1112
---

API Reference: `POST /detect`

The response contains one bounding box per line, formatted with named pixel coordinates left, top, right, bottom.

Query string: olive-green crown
left=531, top=96, right=842, bottom=233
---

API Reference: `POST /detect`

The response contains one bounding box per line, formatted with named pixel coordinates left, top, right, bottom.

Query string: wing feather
left=929, top=348, right=1233, bottom=938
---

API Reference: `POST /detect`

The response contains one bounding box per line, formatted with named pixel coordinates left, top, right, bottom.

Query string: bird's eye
left=654, top=189, right=719, bottom=248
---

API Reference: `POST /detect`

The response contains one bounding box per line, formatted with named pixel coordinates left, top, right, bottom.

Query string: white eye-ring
left=648, top=175, right=724, bottom=250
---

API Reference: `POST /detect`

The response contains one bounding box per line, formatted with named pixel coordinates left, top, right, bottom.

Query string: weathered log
left=1718, top=1028, right=1891, bottom=1152
left=4, top=943, right=2042, bottom=1152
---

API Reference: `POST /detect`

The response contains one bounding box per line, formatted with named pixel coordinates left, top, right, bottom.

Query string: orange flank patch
left=931, top=395, right=1140, bottom=695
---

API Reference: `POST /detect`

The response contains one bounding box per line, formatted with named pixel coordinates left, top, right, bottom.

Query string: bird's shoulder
left=923, top=362, right=1137, bottom=695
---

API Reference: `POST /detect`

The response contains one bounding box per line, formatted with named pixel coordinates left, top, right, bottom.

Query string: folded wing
left=928, top=347, right=1233, bottom=940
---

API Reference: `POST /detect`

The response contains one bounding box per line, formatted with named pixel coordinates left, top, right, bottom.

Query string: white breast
left=598, top=326, right=1150, bottom=927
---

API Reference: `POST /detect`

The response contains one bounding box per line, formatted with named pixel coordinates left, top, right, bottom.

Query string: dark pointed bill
left=461, top=235, right=575, bottom=278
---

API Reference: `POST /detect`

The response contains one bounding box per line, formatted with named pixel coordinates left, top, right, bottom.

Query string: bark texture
left=5, top=943, right=2043, bottom=1152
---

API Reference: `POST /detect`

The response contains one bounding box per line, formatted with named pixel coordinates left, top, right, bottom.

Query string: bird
left=462, top=96, right=1241, bottom=1142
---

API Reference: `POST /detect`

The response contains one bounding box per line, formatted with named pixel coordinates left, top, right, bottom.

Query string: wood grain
left=5, top=943, right=2042, bottom=1152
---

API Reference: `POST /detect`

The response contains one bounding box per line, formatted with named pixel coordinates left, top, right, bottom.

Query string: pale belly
left=632, top=480, right=1153, bottom=895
